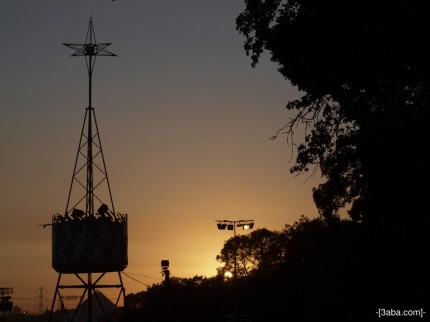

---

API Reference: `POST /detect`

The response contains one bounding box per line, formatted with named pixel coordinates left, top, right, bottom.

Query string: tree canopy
left=125, top=218, right=377, bottom=320
left=216, top=228, right=286, bottom=277
left=236, top=2, right=430, bottom=316
left=237, top=0, right=430, bottom=223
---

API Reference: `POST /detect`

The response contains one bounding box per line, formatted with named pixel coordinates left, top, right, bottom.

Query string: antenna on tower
left=62, top=17, right=117, bottom=218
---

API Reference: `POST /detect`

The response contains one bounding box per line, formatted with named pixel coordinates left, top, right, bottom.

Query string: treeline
left=124, top=216, right=427, bottom=321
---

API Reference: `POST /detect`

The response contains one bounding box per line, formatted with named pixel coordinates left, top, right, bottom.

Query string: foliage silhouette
left=125, top=275, right=230, bottom=322
left=216, top=228, right=286, bottom=277
left=237, top=0, right=430, bottom=223
left=236, top=1, right=430, bottom=318
left=125, top=218, right=387, bottom=320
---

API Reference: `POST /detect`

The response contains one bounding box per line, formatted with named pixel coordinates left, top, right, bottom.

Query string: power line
left=121, top=272, right=152, bottom=288
left=123, top=272, right=162, bottom=281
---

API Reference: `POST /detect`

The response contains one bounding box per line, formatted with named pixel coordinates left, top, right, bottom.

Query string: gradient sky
left=0, top=1, right=322, bottom=312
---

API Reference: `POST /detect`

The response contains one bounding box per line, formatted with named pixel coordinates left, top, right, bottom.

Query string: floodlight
left=161, top=260, right=169, bottom=272
left=71, top=208, right=85, bottom=218
left=227, top=224, right=234, bottom=230
left=217, top=223, right=227, bottom=230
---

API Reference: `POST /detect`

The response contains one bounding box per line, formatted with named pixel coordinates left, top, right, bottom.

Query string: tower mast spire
left=63, top=17, right=117, bottom=217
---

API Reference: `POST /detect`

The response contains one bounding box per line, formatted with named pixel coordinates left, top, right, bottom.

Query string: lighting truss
left=216, top=219, right=255, bottom=230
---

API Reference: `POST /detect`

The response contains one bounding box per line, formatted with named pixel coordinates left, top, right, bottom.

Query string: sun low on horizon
left=0, top=1, right=321, bottom=313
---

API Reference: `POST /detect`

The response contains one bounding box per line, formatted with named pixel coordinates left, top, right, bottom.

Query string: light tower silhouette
left=48, top=18, right=128, bottom=322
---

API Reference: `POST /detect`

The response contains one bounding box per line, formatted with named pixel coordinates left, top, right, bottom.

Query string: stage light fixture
left=243, top=222, right=254, bottom=230
left=217, top=223, right=227, bottom=230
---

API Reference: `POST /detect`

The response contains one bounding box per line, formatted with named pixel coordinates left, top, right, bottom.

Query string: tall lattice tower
left=35, top=287, right=47, bottom=315
left=48, top=18, right=128, bottom=322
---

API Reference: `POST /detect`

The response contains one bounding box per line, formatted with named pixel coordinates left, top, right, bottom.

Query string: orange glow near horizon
left=0, top=1, right=322, bottom=313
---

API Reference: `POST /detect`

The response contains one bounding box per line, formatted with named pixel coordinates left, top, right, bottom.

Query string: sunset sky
left=0, top=1, right=322, bottom=312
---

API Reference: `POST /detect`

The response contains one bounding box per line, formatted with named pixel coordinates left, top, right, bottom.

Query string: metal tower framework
left=50, top=272, right=125, bottom=322
left=49, top=18, right=125, bottom=322
left=63, top=17, right=117, bottom=217
left=35, top=287, right=47, bottom=315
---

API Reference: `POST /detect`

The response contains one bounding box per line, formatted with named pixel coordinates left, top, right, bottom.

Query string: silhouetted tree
left=237, top=1, right=430, bottom=316
left=213, top=217, right=372, bottom=320
left=216, top=228, right=286, bottom=277
left=125, top=276, right=228, bottom=322
left=237, top=0, right=430, bottom=224
left=279, top=216, right=369, bottom=320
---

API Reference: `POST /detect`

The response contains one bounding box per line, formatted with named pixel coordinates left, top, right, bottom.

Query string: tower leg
left=48, top=274, right=62, bottom=322
left=49, top=272, right=125, bottom=322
